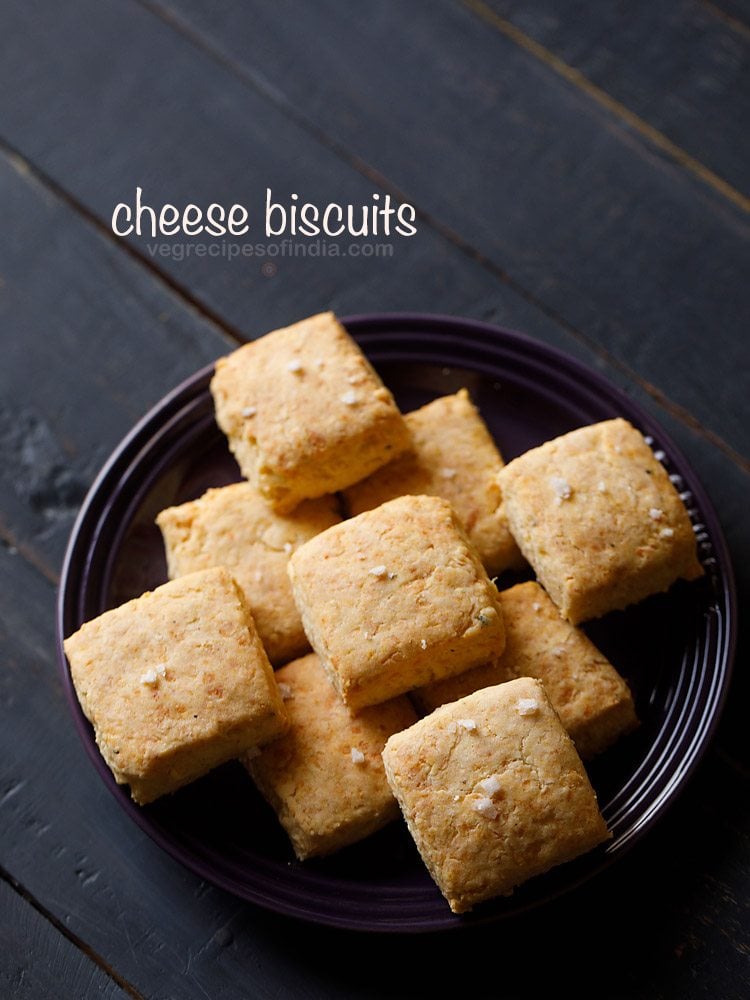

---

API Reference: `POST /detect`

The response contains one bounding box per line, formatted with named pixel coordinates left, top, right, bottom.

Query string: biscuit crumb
left=649, top=507, right=664, bottom=521
left=516, top=698, right=539, bottom=716
left=472, top=796, right=498, bottom=819
left=241, top=406, right=257, bottom=418
left=245, top=745, right=261, bottom=761
left=278, top=682, right=293, bottom=701
left=368, top=564, right=388, bottom=578
left=550, top=476, right=572, bottom=502
left=341, top=390, right=360, bottom=406
left=350, top=747, right=365, bottom=764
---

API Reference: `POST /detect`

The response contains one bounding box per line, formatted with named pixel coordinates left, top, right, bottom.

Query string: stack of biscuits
left=64, top=312, right=703, bottom=914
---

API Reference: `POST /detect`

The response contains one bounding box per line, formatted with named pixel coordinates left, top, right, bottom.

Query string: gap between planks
left=699, top=0, right=750, bottom=40
left=461, top=0, right=750, bottom=215
left=0, top=863, right=146, bottom=1000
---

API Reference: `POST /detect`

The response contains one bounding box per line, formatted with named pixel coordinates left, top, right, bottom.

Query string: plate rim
left=55, top=311, right=737, bottom=932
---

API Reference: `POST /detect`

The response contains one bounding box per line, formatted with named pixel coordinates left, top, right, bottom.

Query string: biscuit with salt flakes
left=344, top=389, right=524, bottom=575
left=243, top=653, right=417, bottom=860
left=413, top=581, right=638, bottom=758
left=497, top=418, right=703, bottom=624
left=156, top=482, right=341, bottom=666
left=63, top=567, right=288, bottom=805
left=382, top=677, right=611, bottom=914
left=210, top=312, right=410, bottom=513
left=288, top=495, right=505, bottom=712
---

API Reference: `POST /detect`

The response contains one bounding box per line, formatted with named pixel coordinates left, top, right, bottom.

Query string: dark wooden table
left=1, top=2, right=748, bottom=997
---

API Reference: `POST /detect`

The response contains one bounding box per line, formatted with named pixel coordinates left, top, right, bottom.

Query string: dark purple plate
left=56, top=313, right=736, bottom=932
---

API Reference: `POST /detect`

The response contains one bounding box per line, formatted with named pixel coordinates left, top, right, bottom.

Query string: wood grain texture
left=0, top=150, right=232, bottom=572
left=0, top=542, right=748, bottom=999
left=0, top=870, right=135, bottom=998
left=469, top=0, right=750, bottom=198
left=133, top=0, right=750, bottom=462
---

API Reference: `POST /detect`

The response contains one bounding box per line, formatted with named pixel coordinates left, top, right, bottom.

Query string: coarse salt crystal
left=532, top=602, right=542, bottom=612
left=241, top=406, right=257, bottom=418
left=283, top=541, right=293, bottom=554
left=472, top=796, right=498, bottom=819
left=278, top=682, right=293, bottom=701
left=653, top=450, right=666, bottom=462
left=440, top=468, right=457, bottom=479
left=341, top=390, right=359, bottom=405
left=350, top=747, right=365, bottom=764
left=456, top=718, right=477, bottom=732
left=368, top=564, right=387, bottom=577
left=420, top=638, right=427, bottom=650
left=597, top=481, right=607, bottom=493
left=644, top=435, right=654, bottom=446
left=660, top=527, right=674, bottom=538
left=286, top=359, right=303, bottom=373
left=517, top=698, right=539, bottom=716
left=551, top=646, right=565, bottom=658
left=550, top=476, right=572, bottom=502
left=649, top=508, right=664, bottom=521
left=476, top=774, right=502, bottom=797
left=140, top=668, right=158, bottom=685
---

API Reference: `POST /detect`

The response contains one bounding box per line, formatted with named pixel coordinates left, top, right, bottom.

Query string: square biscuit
left=414, top=581, right=638, bottom=758
left=243, top=653, right=417, bottom=859
left=288, top=495, right=505, bottom=711
left=156, top=482, right=341, bottom=666
left=63, top=567, right=288, bottom=804
left=344, top=389, right=524, bottom=575
left=382, top=677, right=611, bottom=913
left=497, top=419, right=703, bottom=623
left=210, top=312, right=410, bottom=512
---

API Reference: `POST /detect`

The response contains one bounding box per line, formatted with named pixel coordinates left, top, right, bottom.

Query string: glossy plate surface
left=56, top=314, right=736, bottom=932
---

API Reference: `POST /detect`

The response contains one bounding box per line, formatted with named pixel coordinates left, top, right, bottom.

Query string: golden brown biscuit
left=344, top=389, right=524, bottom=575
left=156, top=482, right=341, bottom=665
left=497, top=419, right=703, bottom=623
left=63, top=567, right=287, bottom=804
left=288, top=495, right=506, bottom=711
left=413, top=581, right=638, bottom=757
left=382, top=677, right=611, bottom=913
left=243, top=653, right=417, bottom=859
left=210, top=312, right=410, bottom=512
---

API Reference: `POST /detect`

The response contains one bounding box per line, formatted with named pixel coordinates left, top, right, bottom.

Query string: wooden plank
left=467, top=0, right=750, bottom=196
left=107, top=0, right=750, bottom=462
left=0, top=151, right=233, bottom=574
left=0, top=546, right=748, bottom=998
left=0, top=875, right=134, bottom=999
